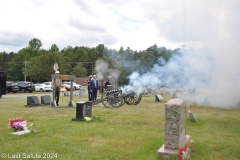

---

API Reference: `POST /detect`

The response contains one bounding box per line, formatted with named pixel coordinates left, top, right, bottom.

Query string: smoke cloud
left=126, top=47, right=240, bottom=108
left=95, top=59, right=121, bottom=84
left=95, top=45, right=240, bottom=108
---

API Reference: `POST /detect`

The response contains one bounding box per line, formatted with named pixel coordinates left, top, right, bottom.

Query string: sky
left=0, top=0, right=239, bottom=52
left=1, top=0, right=240, bottom=108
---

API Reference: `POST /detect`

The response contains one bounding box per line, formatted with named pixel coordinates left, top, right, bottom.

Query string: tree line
left=0, top=38, right=182, bottom=85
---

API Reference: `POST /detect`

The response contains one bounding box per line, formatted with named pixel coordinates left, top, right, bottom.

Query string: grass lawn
left=0, top=90, right=240, bottom=160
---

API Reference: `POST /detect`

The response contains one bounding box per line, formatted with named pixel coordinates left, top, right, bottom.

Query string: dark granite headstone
left=72, top=101, right=92, bottom=121
left=41, top=95, right=51, bottom=105
left=25, top=96, right=41, bottom=107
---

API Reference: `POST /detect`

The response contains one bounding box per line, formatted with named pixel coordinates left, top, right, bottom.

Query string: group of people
left=52, top=70, right=111, bottom=105
left=87, top=75, right=111, bottom=101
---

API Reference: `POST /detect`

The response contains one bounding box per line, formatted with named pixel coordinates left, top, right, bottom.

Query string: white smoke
left=95, top=47, right=240, bottom=108
left=125, top=46, right=240, bottom=108
left=95, top=59, right=120, bottom=86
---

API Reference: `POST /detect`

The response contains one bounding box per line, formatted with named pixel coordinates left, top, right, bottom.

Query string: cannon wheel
left=102, top=87, right=124, bottom=108
left=125, top=93, right=142, bottom=105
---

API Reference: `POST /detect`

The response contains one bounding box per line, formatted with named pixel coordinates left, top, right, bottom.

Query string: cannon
left=99, top=85, right=142, bottom=108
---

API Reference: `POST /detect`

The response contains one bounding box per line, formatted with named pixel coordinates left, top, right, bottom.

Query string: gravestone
left=25, top=96, right=41, bottom=107
left=72, top=101, right=92, bottom=121
left=155, top=94, right=163, bottom=102
left=79, top=88, right=85, bottom=97
left=188, top=110, right=198, bottom=122
left=84, top=101, right=93, bottom=117
left=158, top=99, right=191, bottom=157
left=41, top=95, right=51, bottom=105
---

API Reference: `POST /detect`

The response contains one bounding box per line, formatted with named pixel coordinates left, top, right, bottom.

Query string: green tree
left=49, top=44, right=59, bottom=52
left=71, top=62, right=87, bottom=77
left=96, top=44, right=105, bottom=57
left=62, top=46, right=74, bottom=59
left=0, top=51, right=10, bottom=71
left=8, top=55, right=25, bottom=81
left=118, top=46, right=124, bottom=55
left=26, top=51, right=71, bottom=82
left=27, top=38, right=42, bottom=57
left=75, top=47, right=88, bottom=62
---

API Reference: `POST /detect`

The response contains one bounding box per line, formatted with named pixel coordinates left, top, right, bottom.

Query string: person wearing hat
left=87, top=75, right=92, bottom=101
left=52, top=70, right=64, bottom=106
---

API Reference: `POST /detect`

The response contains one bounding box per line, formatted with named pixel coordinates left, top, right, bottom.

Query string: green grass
left=0, top=92, right=240, bottom=160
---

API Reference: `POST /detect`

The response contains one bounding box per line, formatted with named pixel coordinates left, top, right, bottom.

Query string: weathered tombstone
left=155, top=94, right=163, bottom=102
left=79, top=88, right=85, bottom=97
left=158, top=99, right=191, bottom=158
left=188, top=110, right=198, bottom=122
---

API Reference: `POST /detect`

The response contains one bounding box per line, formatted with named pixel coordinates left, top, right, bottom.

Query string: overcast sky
left=0, top=0, right=239, bottom=53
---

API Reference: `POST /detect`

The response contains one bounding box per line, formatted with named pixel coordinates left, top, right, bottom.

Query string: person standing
left=87, top=75, right=92, bottom=101
left=52, top=71, right=63, bottom=106
left=90, top=74, right=99, bottom=101
left=105, top=76, right=111, bottom=90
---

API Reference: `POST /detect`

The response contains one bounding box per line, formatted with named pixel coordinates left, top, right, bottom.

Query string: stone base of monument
left=158, top=135, right=191, bottom=158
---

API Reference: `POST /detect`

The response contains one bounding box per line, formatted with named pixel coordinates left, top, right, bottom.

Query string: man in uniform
left=87, top=75, right=92, bottom=101
left=105, top=76, right=111, bottom=90
left=52, top=71, right=64, bottom=106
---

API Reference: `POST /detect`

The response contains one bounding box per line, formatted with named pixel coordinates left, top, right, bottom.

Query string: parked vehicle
left=42, top=82, right=53, bottom=91
left=64, top=83, right=72, bottom=91
left=34, top=83, right=53, bottom=92
left=16, top=81, right=35, bottom=93
left=63, top=82, right=81, bottom=90
left=6, top=81, right=19, bottom=93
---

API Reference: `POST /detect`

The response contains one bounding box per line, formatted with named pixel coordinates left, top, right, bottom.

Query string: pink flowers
left=9, top=118, right=26, bottom=131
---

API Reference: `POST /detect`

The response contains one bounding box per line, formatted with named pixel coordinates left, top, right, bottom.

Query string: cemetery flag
left=53, top=62, right=59, bottom=71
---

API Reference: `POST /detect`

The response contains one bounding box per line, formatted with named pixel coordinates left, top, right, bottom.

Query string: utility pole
left=24, top=61, right=29, bottom=81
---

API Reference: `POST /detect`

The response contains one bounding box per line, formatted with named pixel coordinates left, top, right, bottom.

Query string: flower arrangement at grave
left=83, top=116, right=102, bottom=122
left=9, top=118, right=36, bottom=135
left=178, top=145, right=189, bottom=160
left=10, top=118, right=26, bottom=131
left=84, top=117, right=91, bottom=122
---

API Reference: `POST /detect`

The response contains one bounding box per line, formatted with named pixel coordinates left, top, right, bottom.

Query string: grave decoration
left=178, top=145, right=189, bottom=160
left=9, top=118, right=37, bottom=135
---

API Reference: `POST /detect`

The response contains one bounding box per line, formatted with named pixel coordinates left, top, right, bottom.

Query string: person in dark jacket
left=105, top=76, right=111, bottom=90
left=90, top=74, right=98, bottom=101
left=87, top=75, right=92, bottom=101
